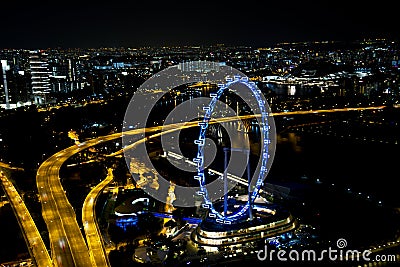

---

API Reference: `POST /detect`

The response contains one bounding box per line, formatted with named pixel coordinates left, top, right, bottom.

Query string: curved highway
left=82, top=168, right=114, bottom=267
left=35, top=105, right=386, bottom=267
left=36, top=130, right=156, bottom=267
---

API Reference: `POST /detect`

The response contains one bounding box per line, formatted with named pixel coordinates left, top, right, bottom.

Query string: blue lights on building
left=115, top=216, right=139, bottom=232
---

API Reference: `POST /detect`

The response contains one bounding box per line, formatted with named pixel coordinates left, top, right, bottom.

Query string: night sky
left=1, top=0, right=398, bottom=48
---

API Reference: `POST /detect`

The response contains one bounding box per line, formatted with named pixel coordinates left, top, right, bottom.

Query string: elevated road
left=82, top=168, right=114, bottom=267
left=36, top=130, right=156, bottom=267
left=0, top=171, right=53, bottom=267
left=0, top=161, right=24, bottom=171
left=37, top=154, right=89, bottom=267
left=34, top=105, right=387, bottom=266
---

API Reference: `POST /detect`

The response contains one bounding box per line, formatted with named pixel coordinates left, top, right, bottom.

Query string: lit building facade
left=1, top=60, right=10, bottom=109
left=191, top=201, right=298, bottom=252
left=29, top=50, right=51, bottom=104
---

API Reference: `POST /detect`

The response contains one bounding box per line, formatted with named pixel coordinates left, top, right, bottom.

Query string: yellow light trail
left=34, top=104, right=387, bottom=267
left=0, top=172, right=53, bottom=267
left=82, top=168, right=113, bottom=267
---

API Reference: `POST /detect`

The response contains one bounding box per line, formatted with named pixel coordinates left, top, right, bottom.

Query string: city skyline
left=1, top=32, right=399, bottom=265
left=1, top=0, right=399, bottom=48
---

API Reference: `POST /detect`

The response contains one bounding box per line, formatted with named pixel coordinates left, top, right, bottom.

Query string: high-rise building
left=1, top=60, right=10, bottom=109
left=29, top=50, right=51, bottom=105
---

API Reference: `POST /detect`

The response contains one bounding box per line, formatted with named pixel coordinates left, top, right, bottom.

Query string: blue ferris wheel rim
left=195, top=75, right=272, bottom=223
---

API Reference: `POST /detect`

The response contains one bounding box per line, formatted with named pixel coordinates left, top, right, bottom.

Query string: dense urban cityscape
left=1, top=39, right=400, bottom=267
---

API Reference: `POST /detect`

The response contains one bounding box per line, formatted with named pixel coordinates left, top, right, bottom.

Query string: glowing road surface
left=82, top=168, right=114, bottom=267
left=35, top=105, right=386, bottom=266
left=0, top=172, right=53, bottom=267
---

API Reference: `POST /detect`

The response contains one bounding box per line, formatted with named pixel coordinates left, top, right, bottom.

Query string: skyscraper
left=29, top=50, right=51, bottom=105
left=1, top=60, right=10, bottom=109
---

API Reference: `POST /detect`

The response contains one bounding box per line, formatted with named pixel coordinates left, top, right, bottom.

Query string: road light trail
left=0, top=172, right=53, bottom=267
left=113, top=105, right=386, bottom=157
left=0, top=161, right=24, bottom=171
left=35, top=104, right=386, bottom=266
left=36, top=129, right=162, bottom=267
left=38, top=147, right=97, bottom=267
left=82, top=168, right=114, bottom=267
left=271, top=105, right=386, bottom=116
left=38, top=156, right=81, bottom=267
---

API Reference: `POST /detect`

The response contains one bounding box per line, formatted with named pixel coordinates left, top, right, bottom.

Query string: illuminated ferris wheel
left=194, top=75, right=274, bottom=224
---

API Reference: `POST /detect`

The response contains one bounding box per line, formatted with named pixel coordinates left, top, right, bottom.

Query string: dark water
left=268, top=131, right=400, bottom=247
left=173, top=116, right=400, bottom=247
left=270, top=131, right=400, bottom=207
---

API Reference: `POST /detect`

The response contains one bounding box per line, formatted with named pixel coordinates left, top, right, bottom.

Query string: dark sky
left=1, top=0, right=398, bottom=48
